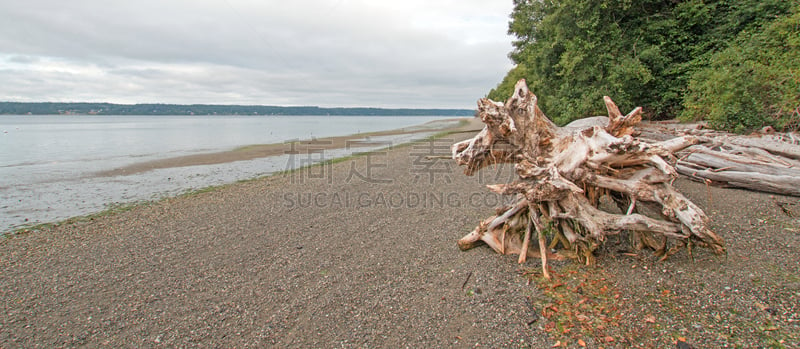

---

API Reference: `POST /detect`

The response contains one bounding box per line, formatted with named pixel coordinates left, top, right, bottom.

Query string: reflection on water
left=0, top=115, right=455, bottom=233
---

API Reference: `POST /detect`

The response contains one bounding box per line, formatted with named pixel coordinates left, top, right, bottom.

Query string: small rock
left=676, top=338, right=693, bottom=349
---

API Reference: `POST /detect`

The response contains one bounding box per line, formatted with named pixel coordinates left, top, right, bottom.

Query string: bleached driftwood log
left=452, top=80, right=725, bottom=277
left=638, top=121, right=800, bottom=197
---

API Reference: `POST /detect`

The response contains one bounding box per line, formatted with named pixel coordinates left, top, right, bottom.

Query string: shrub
left=680, top=7, right=800, bottom=133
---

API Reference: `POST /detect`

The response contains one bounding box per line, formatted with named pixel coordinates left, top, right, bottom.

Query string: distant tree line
left=489, top=0, right=799, bottom=133
left=0, top=102, right=475, bottom=117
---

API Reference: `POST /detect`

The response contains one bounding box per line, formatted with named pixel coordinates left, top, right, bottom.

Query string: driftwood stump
left=452, top=80, right=725, bottom=278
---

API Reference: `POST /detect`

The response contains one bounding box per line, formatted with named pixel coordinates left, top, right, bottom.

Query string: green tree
left=490, top=0, right=676, bottom=124
left=490, top=0, right=793, bottom=128
left=681, top=5, right=800, bottom=132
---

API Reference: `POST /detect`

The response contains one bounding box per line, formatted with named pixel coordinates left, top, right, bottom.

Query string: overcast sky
left=0, top=0, right=514, bottom=109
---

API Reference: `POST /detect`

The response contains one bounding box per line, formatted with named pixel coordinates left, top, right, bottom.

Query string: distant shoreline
left=0, top=102, right=475, bottom=116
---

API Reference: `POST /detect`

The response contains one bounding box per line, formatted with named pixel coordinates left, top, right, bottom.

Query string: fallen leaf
left=644, top=314, right=656, bottom=323
left=578, top=339, right=587, bottom=347
left=604, top=336, right=615, bottom=342
left=552, top=340, right=562, bottom=347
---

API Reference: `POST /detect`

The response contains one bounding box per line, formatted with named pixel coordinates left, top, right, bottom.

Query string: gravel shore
left=1, top=122, right=798, bottom=348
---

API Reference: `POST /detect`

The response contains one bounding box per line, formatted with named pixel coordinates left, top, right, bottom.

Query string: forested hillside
left=489, top=0, right=799, bottom=133
left=0, top=102, right=474, bottom=117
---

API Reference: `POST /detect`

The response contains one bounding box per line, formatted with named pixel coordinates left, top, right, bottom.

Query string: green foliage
left=487, top=64, right=529, bottom=103
left=491, top=0, right=680, bottom=124
left=491, top=0, right=794, bottom=130
left=681, top=6, right=800, bottom=133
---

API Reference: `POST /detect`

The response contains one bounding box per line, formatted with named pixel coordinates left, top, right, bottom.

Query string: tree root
left=453, top=79, right=726, bottom=273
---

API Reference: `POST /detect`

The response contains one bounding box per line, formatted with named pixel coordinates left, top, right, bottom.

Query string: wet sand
left=98, top=119, right=468, bottom=177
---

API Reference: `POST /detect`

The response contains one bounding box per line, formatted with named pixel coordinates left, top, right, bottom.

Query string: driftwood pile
left=451, top=80, right=726, bottom=278
left=637, top=123, right=800, bottom=197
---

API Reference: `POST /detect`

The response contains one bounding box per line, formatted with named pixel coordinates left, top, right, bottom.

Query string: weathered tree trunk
left=637, top=121, right=800, bottom=197
left=452, top=80, right=725, bottom=276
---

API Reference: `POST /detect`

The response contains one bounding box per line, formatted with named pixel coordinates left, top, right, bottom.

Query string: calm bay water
left=0, top=115, right=455, bottom=233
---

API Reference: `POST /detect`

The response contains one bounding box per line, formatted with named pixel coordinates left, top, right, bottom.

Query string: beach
left=1, top=120, right=799, bottom=347
left=0, top=116, right=460, bottom=232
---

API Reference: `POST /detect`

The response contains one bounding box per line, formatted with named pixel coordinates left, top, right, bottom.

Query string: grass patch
left=3, top=200, right=153, bottom=239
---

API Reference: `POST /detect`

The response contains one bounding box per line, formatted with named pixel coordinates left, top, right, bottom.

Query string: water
left=0, top=115, right=455, bottom=232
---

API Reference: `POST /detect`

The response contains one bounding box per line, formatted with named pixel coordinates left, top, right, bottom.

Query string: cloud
left=0, top=0, right=514, bottom=108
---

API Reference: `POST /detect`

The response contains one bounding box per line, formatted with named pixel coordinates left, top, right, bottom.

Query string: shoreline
left=95, top=118, right=468, bottom=177
left=3, top=118, right=478, bottom=235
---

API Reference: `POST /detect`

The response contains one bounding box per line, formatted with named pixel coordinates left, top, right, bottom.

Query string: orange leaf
left=578, top=339, right=587, bottom=347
